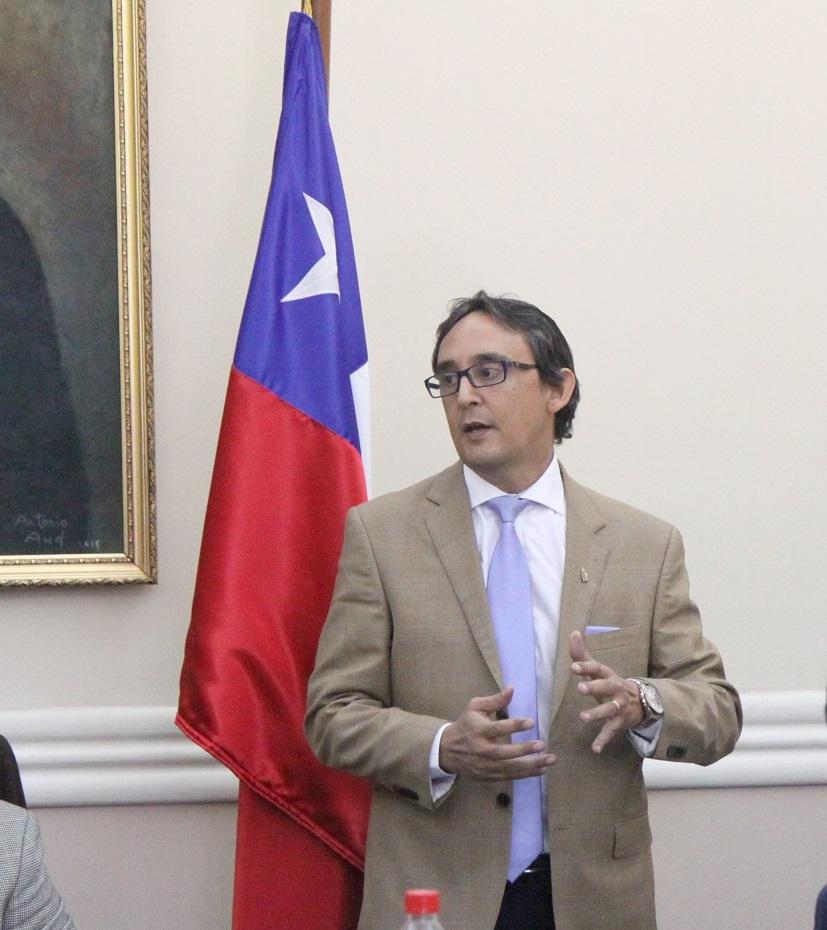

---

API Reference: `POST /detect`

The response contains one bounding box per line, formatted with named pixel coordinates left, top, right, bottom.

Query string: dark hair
left=432, top=290, right=580, bottom=443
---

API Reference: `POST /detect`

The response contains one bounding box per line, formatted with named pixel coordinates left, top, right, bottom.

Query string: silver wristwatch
left=627, top=678, right=664, bottom=728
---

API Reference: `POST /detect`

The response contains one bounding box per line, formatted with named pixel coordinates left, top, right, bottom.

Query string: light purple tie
left=486, top=495, right=543, bottom=882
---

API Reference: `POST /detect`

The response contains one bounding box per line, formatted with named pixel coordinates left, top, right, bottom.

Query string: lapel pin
left=580, top=568, right=589, bottom=583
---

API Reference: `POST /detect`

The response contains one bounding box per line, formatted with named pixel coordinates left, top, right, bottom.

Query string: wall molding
left=0, top=691, right=823, bottom=808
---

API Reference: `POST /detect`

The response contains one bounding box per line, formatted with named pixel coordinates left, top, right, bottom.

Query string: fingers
left=590, top=717, right=627, bottom=754
left=579, top=698, right=615, bottom=721
left=571, top=659, right=607, bottom=683
left=576, top=697, right=628, bottom=753
left=467, top=736, right=557, bottom=780
left=439, top=689, right=558, bottom=780
left=578, top=697, right=623, bottom=726
left=505, top=751, right=558, bottom=780
left=576, top=676, right=639, bottom=719
left=570, top=632, right=610, bottom=685
left=568, top=629, right=590, bottom=663
left=468, top=686, right=514, bottom=715
left=468, top=687, right=536, bottom=739
left=576, top=676, right=622, bottom=700
left=569, top=636, right=644, bottom=751
left=440, top=729, right=557, bottom=780
left=486, top=738, right=556, bottom=768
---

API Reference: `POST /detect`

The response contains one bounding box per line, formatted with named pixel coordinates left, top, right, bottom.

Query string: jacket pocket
left=613, top=813, right=652, bottom=859
left=585, top=624, right=640, bottom=651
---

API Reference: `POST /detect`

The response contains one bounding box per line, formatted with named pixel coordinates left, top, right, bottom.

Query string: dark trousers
left=495, top=854, right=555, bottom=930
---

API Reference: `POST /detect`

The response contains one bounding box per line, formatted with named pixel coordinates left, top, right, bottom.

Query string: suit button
left=496, top=792, right=511, bottom=809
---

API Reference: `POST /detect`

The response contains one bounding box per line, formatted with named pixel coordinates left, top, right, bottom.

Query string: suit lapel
left=424, top=464, right=503, bottom=687
left=421, top=462, right=611, bottom=707
left=549, top=467, right=609, bottom=726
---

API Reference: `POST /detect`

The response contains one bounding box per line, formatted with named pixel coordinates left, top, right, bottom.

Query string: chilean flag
left=177, top=13, right=370, bottom=929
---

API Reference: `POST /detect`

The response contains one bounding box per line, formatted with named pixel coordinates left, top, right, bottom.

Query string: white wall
left=650, top=785, right=827, bottom=930
left=1, top=2, right=825, bottom=928
left=329, top=1, right=827, bottom=694
left=33, top=786, right=827, bottom=930
left=37, top=803, right=237, bottom=930
left=2, top=1, right=825, bottom=705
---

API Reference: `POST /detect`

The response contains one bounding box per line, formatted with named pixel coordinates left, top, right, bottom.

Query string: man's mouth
left=461, top=421, right=492, bottom=434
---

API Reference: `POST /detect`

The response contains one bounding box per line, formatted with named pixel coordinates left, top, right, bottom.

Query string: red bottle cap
left=405, top=889, right=440, bottom=915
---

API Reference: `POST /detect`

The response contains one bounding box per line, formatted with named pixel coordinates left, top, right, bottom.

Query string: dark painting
left=0, top=0, right=155, bottom=583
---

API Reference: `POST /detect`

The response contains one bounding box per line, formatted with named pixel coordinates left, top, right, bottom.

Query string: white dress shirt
left=428, top=457, right=660, bottom=841
left=465, top=456, right=567, bottom=750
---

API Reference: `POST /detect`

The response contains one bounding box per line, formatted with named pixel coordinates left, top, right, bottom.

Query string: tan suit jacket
left=306, top=462, right=741, bottom=930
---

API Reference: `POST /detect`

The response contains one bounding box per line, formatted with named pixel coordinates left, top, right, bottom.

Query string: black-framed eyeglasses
left=424, top=360, right=539, bottom=398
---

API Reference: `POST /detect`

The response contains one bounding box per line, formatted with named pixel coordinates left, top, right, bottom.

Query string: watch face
left=643, top=683, right=663, bottom=716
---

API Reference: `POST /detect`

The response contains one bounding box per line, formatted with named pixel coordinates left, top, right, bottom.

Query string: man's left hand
left=569, top=630, right=644, bottom=753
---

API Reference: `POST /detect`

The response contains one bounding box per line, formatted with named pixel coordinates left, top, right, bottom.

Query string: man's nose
left=455, top=373, right=481, bottom=405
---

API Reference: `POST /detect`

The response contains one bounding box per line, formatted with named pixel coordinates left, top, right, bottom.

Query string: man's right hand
left=438, top=686, right=557, bottom=780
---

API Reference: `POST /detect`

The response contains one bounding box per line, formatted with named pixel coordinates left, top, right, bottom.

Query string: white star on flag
left=281, top=193, right=340, bottom=302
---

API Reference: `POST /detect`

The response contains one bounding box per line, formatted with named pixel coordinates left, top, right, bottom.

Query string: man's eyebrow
left=433, top=352, right=508, bottom=373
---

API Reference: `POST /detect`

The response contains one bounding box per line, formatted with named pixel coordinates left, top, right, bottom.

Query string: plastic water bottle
left=400, top=889, right=445, bottom=929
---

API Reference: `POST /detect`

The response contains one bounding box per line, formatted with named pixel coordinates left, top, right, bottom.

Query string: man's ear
left=547, top=368, right=576, bottom=414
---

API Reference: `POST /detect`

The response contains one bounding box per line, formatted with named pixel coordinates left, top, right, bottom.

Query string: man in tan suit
left=306, top=292, right=741, bottom=930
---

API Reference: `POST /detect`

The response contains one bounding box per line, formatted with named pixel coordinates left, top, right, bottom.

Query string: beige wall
left=38, top=803, right=237, bottom=930
left=1, top=1, right=824, bottom=707
left=2, top=2, right=825, bottom=928
left=34, top=786, right=827, bottom=930
left=649, top=786, right=827, bottom=930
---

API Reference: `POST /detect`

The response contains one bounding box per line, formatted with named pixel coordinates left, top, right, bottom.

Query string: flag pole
left=302, top=0, right=332, bottom=91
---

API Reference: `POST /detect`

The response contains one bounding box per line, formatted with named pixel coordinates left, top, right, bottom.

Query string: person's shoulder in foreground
left=0, top=801, right=76, bottom=930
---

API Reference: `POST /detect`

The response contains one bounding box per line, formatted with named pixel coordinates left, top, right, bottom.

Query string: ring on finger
left=609, top=699, right=621, bottom=716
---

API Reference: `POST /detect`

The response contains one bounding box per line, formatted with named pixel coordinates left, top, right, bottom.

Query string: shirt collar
left=463, top=455, right=566, bottom=516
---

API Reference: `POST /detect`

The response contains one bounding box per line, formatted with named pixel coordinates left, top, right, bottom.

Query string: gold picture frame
left=0, top=0, right=155, bottom=585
